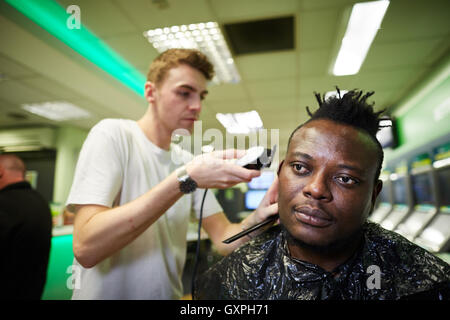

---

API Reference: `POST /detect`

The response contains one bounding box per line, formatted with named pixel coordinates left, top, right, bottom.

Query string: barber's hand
left=243, top=175, right=279, bottom=233
left=186, top=149, right=261, bottom=189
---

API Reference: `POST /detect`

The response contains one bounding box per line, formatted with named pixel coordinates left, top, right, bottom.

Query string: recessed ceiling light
left=332, top=0, right=390, bottom=76
left=22, top=101, right=91, bottom=121
left=143, top=22, right=240, bottom=84
left=216, top=110, right=263, bottom=134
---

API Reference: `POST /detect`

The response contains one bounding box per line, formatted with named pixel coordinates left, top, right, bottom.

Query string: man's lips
left=293, top=205, right=333, bottom=228
left=182, top=117, right=198, bottom=122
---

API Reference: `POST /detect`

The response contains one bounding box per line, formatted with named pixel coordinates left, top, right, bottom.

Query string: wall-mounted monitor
left=376, top=117, right=398, bottom=149
left=393, top=177, right=407, bottom=205
left=378, top=182, right=391, bottom=204
left=436, top=167, right=450, bottom=206
left=248, top=170, right=275, bottom=190
left=411, top=173, right=434, bottom=205
left=245, top=190, right=267, bottom=210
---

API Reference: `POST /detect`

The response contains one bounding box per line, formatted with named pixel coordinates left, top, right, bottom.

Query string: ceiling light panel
left=22, top=101, right=91, bottom=121
left=144, top=22, right=240, bottom=84
left=332, top=0, right=390, bottom=76
left=216, top=110, right=263, bottom=134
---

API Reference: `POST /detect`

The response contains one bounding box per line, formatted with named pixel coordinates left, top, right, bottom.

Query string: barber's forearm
left=74, top=171, right=183, bottom=267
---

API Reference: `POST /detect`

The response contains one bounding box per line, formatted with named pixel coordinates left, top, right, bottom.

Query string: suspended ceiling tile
left=56, top=0, right=138, bottom=37
left=299, top=0, right=354, bottom=11
left=0, top=79, right=54, bottom=105
left=114, top=0, right=214, bottom=30
left=246, top=78, right=297, bottom=101
left=363, top=38, right=445, bottom=70
left=0, top=53, right=37, bottom=79
left=20, top=76, right=82, bottom=101
left=377, top=0, right=450, bottom=43
left=298, top=74, right=358, bottom=97
left=298, top=49, right=332, bottom=77
left=297, top=8, right=340, bottom=50
left=206, top=82, right=249, bottom=102
left=252, top=96, right=298, bottom=111
left=103, top=33, right=159, bottom=72
left=236, top=51, right=298, bottom=81
left=354, top=67, right=425, bottom=92
left=206, top=98, right=253, bottom=114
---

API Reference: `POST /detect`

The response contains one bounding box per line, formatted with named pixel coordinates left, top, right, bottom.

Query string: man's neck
left=137, top=111, right=172, bottom=151
left=0, top=177, right=25, bottom=191
left=285, top=228, right=363, bottom=273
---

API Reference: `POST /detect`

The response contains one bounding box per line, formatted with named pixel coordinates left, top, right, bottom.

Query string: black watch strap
left=176, top=166, right=198, bottom=194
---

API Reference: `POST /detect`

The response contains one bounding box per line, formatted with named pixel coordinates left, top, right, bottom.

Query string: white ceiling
left=0, top=0, right=449, bottom=153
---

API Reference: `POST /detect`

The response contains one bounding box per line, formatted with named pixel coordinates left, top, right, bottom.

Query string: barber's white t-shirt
left=66, top=119, right=223, bottom=300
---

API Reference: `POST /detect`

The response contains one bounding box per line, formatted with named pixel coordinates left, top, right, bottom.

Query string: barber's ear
left=277, top=160, right=285, bottom=176
left=144, top=81, right=156, bottom=104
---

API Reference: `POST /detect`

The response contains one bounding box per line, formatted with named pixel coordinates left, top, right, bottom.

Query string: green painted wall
left=42, top=234, right=73, bottom=300
left=53, top=126, right=88, bottom=204
left=384, top=53, right=450, bottom=163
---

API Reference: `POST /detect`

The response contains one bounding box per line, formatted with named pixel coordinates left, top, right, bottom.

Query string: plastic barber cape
left=195, top=222, right=450, bottom=300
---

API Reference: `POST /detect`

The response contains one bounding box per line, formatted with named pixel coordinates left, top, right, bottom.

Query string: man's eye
left=292, top=163, right=309, bottom=175
left=336, top=176, right=358, bottom=185
left=177, top=91, right=190, bottom=98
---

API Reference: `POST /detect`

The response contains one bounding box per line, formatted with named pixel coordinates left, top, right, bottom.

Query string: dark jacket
left=195, top=222, right=450, bottom=300
left=0, top=181, right=52, bottom=300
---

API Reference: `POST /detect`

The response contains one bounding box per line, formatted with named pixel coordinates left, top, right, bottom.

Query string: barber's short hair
left=147, top=49, right=214, bottom=87
left=288, top=88, right=386, bottom=181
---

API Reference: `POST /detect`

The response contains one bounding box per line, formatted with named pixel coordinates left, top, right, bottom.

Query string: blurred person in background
left=0, top=154, right=52, bottom=299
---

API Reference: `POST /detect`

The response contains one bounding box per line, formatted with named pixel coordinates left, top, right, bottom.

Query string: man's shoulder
left=365, top=222, right=449, bottom=268
left=364, top=222, right=450, bottom=294
left=92, top=118, right=134, bottom=132
left=217, top=225, right=282, bottom=270
left=195, top=225, right=281, bottom=299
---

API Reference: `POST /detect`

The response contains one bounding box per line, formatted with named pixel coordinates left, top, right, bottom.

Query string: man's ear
left=371, top=179, right=383, bottom=207
left=277, top=160, right=285, bottom=176
left=144, top=81, right=156, bottom=104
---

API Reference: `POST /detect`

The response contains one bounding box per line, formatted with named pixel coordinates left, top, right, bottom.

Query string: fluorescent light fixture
left=144, top=22, right=240, bottom=84
left=216, top=110, right=263, bottom=134
left=433, top=157, right=450, bottom=169
left=2, top=146, right=44, bottom=152
left=22, top=101, right=91, bottom=121
left=332, top=0, right=390, bottom=76
left=6, top=0, right=146, bottom=96
left=325, top=90, right=349, bottom=100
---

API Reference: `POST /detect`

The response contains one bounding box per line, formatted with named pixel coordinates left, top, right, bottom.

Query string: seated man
left=195, top=89, right=450, bottom=300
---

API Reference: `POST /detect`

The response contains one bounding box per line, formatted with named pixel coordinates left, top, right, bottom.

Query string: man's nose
left=189, top=96, right=202, bottom=112
left=302, top=172, right=332, bottom=201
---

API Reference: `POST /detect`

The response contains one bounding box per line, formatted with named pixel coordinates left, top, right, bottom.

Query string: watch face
left=180, top=177, right=197, bottom=193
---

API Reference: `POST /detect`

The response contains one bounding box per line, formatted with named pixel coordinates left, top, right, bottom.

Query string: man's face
left=278, top=119, right=382, bottom=249
left=146, top=64, right=208, bottom=134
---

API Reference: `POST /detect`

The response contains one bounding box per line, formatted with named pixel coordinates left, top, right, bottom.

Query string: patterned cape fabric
left=195, top=222, right=450, bottom=300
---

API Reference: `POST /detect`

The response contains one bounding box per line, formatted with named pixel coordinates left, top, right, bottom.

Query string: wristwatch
left=176, top=165, right=198, bottom=194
